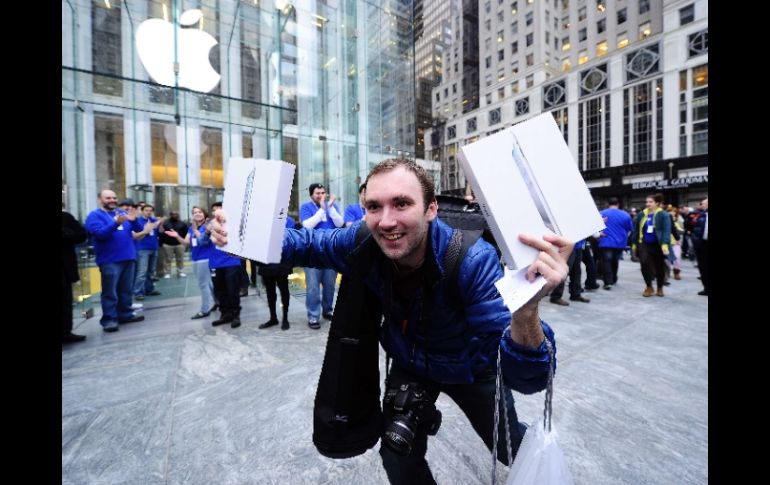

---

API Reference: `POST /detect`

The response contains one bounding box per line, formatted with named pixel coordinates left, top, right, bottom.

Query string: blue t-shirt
left=642, top=213, right=658, bottom=244
left=344, top=204, right=365, bottom=224
left=135, top=216, right=160, bottom=251
left=188, top=225, right=214, bottom=261
left=598, top=208, right=633, bottom=249
left=300, top=200, right=341, bottom=230
left=85, top=209, right=142, bottom=265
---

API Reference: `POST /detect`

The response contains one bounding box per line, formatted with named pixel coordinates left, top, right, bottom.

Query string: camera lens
left=383, top=418, right=416, bottom=456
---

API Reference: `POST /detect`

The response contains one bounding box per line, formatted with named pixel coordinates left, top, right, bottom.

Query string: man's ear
left=425, top=198, right=438, bottom=221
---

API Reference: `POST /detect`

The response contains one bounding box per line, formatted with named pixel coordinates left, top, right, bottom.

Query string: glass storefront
left=62, top=0, right=415, bottom=312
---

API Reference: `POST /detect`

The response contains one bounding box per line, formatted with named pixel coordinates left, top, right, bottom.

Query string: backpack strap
left=442, top=229, right=483, bottom=309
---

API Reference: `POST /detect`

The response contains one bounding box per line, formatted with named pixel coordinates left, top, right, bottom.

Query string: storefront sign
left=631, top=175, right=708, bottom=190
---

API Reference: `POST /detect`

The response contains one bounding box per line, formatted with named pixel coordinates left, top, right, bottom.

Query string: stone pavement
left=62, top=258, right=707, bottom=484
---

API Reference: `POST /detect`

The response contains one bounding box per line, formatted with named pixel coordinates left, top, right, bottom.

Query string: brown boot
left=656, top=287, right=665, bottom=297
left=673, top=268, right=681, bottom=280
left=642, top=287, right=654, bottom=297
left=212, top=312, right=234, bottom=326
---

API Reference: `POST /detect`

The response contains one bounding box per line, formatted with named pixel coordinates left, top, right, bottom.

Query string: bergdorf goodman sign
left=631, top=175, right=708, bottom=190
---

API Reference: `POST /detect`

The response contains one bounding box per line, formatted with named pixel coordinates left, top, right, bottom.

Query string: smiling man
left=208, top=158, right=571, bottom=483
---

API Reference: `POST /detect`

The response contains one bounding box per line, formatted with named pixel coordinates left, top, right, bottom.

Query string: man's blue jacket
left=282, top=218, right=555, bottom=394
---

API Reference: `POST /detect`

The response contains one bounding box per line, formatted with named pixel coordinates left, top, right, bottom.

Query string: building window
left=498, top=86, right=506, bottom=100
left=516, top=97, right=530, bottom=116
left=526, top=74, right=534, bottom=88
left=485, top=1, right=491, bottom=13
left=489, top=108, right=502, bottom=125
left=656, top=78, right=663, bottom=160
left=562, top=38, right=570, bottom=51
left=578, top=28, right=587, bottom=42
left=562, top=58, right=571, bottom=71
left=597, top=18, right=606, bottom=34
left=639, top=22, right=652, bottom=39
left=455, top=62, right=459, bottom=73
left=578, top=6, right=586, bottom=21
left=486, top=37, right=492, bottom=50
left=485, top=19, right=491, bottom=30
left=679, top=70, right=687, bottom=157
left=580, top=63, right=608, bottom=97
left=200, top=127, right=223, bottom=187
left=543, top=80, right=567, bottom=109
left=94, top=113, right=126, bottom=191
left=526, top=53, right=534, bottom=66
left=151, top=119, right=178, bottom=184
left=596, top=41, right=608, bottom=57
left=578, top=50, right=588, bottom=65
left=563, top=16, right=570, bottom=30
left=689, top=30, right=708, bottom=57
left=240, top=2, right=262, bottom=119
left=498, top=10, right=505, bottom=22
left=436, top=92, right=440, bottom=102
left=498, top=30, right=505, bottom=43
left=511, top=21, right=518, bottom=34
left=526, top=33, right=534, bottom=46
left=680, top=4, right=695, bottom=25
left=511, top=41, right=519, bottom=54
left=546, top=32, right=550, bottom=43
left=511, top=61, right=519, bottom=74
left=639, top=0, right=650, bottom=15
left=498, top=69, right=506, bottom=81
left=91, top=0, right=123, bottom=97
left=625, top=43, right=660, bottom=82
left=486, top=74, right=493, bottom=86
left=526, top=12, right=533, bottom=26
left=486, top=93, right=493, bottom=105
left=692, top=64, right=708, bottom=155
left=617, top=33, right=629, bottom=49
left=511, top=79, right=519, bottom=94
left=467, top=117, right=477, bottom=132
left=617, top=8, right=627, bottom=24
left=511, top=1, right=518, bottom=15
left=578, top=95, right=610, bottom=170
left=551, top=107, right=569, bottom=143
left=448, top=125, right=456, bottom=139
left=499, top=50, right=505, bottom=61
left=452, top=83, right=457, bottom=94
left=596, top=0, right=606, bottom=13
left=486, top=56, right=492, bottom=68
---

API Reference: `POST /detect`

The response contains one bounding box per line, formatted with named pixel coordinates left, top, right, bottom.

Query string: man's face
left=142, top=206, right=154, bottom=218
left=364, top=166, right=437, bottom=268
left=701, top=198, right=708, bottom=210
left=100, top=190, right=118, bottom=211
left=311, top=187, right=326, bottom=205
left=170, top=211, right=180, bottom=221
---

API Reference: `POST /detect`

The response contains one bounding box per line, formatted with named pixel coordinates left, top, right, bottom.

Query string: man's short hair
left=607, top=197, right=619, bottom=206
left=308, top=183, right=326, bottom=197
left=365, top=158, right=435, bottom=211
left=358, top=183, right=367, bottom=194
left=648, top=193, right=664, bottom=205
left=142, top=204, right=154, bottom=211
left=211, top=202, right=223, bottom=210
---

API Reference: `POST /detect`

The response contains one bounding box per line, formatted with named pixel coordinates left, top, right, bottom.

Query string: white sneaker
left=178, top=272, right=187, bottom=278
left=163, top=274, right=171, bottom=279
left=131, top=303, right=144, bottom=310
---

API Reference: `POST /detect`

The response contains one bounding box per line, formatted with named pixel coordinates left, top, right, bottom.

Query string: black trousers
left=379, top=363, right=526, bottom=485
left=262, top=274, right=290, bottom=317
left=212, top=265, right=241, bottom=314
left=638, top=243, right=666, bottom=288
left=695, top=240, right=708, bottom=292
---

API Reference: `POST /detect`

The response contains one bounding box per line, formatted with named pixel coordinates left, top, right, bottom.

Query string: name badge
left=192, top=238, right=198, bottom=247
left=647, top=225, right=654, bottom=234
left=150, top=230, right=154, bottom=236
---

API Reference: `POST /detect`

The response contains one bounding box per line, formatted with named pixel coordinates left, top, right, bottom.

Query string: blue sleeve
left=85, top=211, right=117, bottom=240
left=458, top=239, right=554, bottom=394
left=280, top=220, right=362, bottom=274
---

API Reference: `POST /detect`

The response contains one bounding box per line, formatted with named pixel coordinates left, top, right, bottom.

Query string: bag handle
left=490, top=336, right=556, bottom=484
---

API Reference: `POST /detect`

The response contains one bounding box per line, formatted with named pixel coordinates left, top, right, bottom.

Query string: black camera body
left=382, top=383, right=442, bottom=456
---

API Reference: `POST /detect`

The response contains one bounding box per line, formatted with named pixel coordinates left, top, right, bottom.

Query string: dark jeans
left=240, top=259, right=258, bottom=288
left=599, top=247, right=623, bottom=285
left=582, top=245, right=599, bottom=288
left=637, top=243, right=666, bottom=288
left=99, top=260, right=136, bottom=326
left=379, top=363, right=527, bottom=485
left=212, top=265, right=242, bottom=314
left=262, top=274, right=290, bottom=317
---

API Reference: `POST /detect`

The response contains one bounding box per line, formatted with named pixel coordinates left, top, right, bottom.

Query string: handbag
left=492, top=339, right=574, bottom=485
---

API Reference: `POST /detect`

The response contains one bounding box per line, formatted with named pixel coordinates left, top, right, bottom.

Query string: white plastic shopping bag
left=505, top=416, right=574, bottom=485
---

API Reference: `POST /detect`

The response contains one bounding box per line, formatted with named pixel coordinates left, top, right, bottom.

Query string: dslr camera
left=382, top=383, right=442, bottom=456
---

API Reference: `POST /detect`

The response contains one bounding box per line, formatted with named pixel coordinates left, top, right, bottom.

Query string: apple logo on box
left=136, top=9, right=221, bottom=93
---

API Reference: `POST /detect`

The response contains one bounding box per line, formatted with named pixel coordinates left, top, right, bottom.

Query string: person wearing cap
left=300, top=183, right=344, bottom=329
left=84, top=190, right=146, bottom=332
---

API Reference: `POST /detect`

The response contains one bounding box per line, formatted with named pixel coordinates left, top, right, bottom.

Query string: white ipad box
left=458, top=113, right=605, bottom=270
left=220, top=158, right=295, bottom=263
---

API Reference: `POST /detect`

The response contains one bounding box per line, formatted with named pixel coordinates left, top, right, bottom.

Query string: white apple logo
left=136, top=9, right=221, bottom=93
